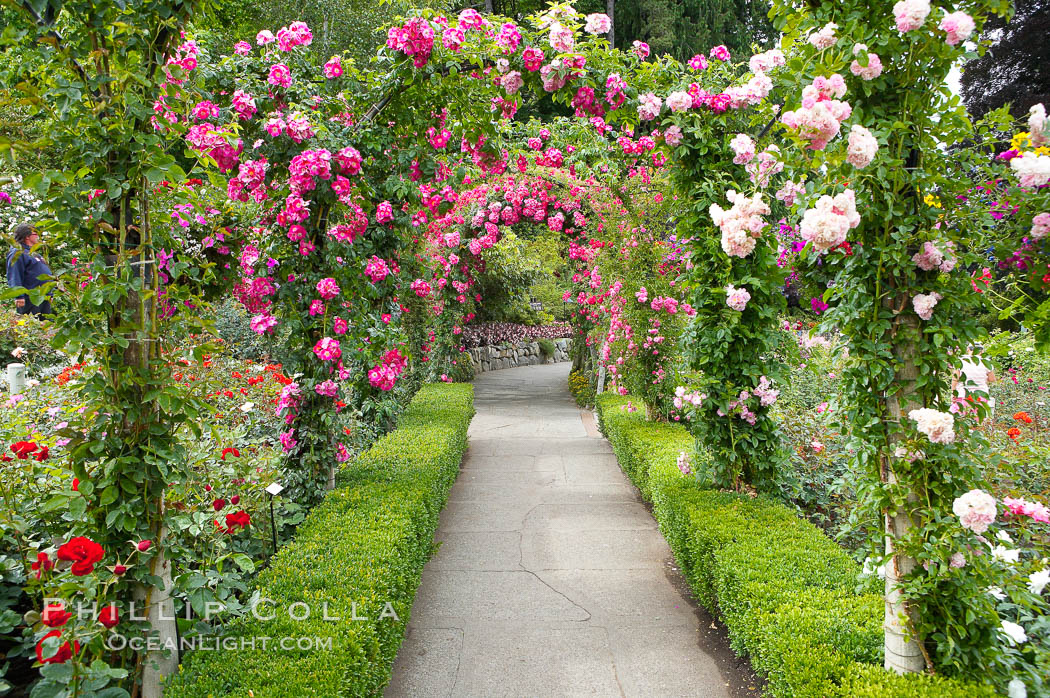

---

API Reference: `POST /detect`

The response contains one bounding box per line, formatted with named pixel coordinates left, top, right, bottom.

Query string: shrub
left=537, top=338, right=556, bottom=360
left=568, top=369, right=594, bottom=407
left=213, top=298, right=289, bottom=362
left=165, top=383, right=474, bottom=697
left=460, top=321, right=571, bottom=348
left=0, top=307, right=66, bottom=375
left=448, top=350, right=475, bottom=383
left=594, top=392, right=997, bottom=698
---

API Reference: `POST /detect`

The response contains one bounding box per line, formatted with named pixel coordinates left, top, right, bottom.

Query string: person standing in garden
left=6, top=223, right=53, bottom=317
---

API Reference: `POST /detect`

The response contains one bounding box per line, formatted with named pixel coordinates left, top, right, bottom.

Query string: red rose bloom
left=221, top=447, right=240, bottom=460
left=98, top=605, right=119, bottom=629
left=41, top=603, right=72, bottom=628
left=56, top=537, right=105, bottom=576
left=11, top=441, right=38, bottom=459
left=223, top=510, right=251, bottom=534
left=230, top=495, right=240, bottom=505
left=72, top=478, right=79, bottom=491
left=36, top=629, right=79, bottom=664
left=31, top=552, right=53, bottom=579
left=34, top=446, right=50, bottom=462
left=212, top=498, right=226, bottom=511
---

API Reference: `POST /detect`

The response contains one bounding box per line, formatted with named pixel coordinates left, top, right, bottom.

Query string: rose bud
left=112, top=564, right=128, bottom=575
left=136, top=540, right=152, bottom=552
left=230, top=495, right=240, bottom=505
left=204, top=484, right=212, bottom=492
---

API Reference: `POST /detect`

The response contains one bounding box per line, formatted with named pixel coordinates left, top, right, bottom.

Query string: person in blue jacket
left=6, top=223, right=53, bottom=317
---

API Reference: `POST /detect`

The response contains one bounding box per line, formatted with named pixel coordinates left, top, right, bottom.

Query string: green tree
left=194, top=0, right=449, bottom=64
left=960, top=0, right=1050, bottom=118
left=615, top=0, right=775, bottom=62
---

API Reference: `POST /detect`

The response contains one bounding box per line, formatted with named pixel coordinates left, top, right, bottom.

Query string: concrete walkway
left=386, top=363, right=736, bottom=698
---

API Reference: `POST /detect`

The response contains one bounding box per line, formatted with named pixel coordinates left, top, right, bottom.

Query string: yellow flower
left=924, top=194, right=942, bottom=209
left=1012, top=132, right=1031, bottom=150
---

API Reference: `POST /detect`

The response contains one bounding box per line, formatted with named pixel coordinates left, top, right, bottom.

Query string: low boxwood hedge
left=595, top=392, right=995, bottom=698
left=165, top=383, right=474, bottom=697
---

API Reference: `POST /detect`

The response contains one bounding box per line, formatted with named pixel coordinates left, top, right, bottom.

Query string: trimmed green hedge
left=595, top=393, right=995, bottom=698
left=166, top=383, right=475, bottom=697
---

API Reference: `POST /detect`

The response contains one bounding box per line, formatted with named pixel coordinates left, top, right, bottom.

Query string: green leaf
left=231, top=553, right=255, bottom=573
left=39, top=663, right=73, bottom=682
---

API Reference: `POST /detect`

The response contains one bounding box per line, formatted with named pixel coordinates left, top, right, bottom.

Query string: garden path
left=386, top=363, right=746, bottom=697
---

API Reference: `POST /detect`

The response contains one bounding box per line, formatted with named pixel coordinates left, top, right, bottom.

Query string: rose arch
left=4, top=0, right=1050, bottom=695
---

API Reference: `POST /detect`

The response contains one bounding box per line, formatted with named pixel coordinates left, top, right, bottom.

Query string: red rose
left=112, top=564, right=128, bottom=575
left=135, top=540, right=152, bottom=552
left=221, top=447, right=240, bottom=460
left=56, top=537, right=105, bottom=576
left=223, top=510, right=251, bottom=534
left=212, top=498, right=226, bottom=511
left=41, top=603, right=72, bottom=628
left=230, top=495, right=240, bottom=505
left=36, top=629, right=79, bottom=664
left=11, top=441, right=38, bottom=459
left=204, top=484, right=212, bottom=492
left=31, top=552, right=53, bottom=579
left=98, top=605, right=119, bottom=629
left=34, top=446, right=50, bottom=462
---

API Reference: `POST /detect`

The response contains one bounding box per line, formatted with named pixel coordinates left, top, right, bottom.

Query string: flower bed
left=165, top=382, right=474, bottom=697
left=595, top=392, right=994, bottom=697
left=459, top=321, right=572, bottom=348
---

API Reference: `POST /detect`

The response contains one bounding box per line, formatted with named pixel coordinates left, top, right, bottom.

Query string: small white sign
left=265, top=482, right=285, bottom=496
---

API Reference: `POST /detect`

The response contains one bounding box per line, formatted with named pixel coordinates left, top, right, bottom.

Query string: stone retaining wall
left=468, top=338, right=570, bottom=374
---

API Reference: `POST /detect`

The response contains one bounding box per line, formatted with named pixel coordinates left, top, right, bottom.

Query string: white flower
left=1029, top=103, right=1048, bottom=147
left=584, top=12, right=612, bottom=35
left=862, top=557, right=887, bottom=579
left=846, top=124, right=878, bottom=169
left=992, top=545, right=1020, bottom=564
left=987, top=586, right=1006, bottom=601
left=912, top=291, right=942, bottom=320
left=1011, top=152, right=1050, bottom=188
left=239, top=402, right=254, bottom=413
left=952, top=488, right=996, bottom=532
left=725, top=284, right=751, bottom=312
left=1000, top=620, right=1028, bottom=645
left=1008, top=679, right=1027, bottom=698
left=10, top=347, right=25, bottom=358
left=911, top=408, right=956, bottom=445
left=666, top=90, right=693, bottom=113
left=996, top=530, right=1013, bottom=543
left=1029, top=568, right=1050, bottom=595
left=798, top=189, right=860, bottom=253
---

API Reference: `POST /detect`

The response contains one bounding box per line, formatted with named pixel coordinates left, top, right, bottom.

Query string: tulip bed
left=594, top=392, right=994, bottom=698
left=166, top=382, right=474, bottom=697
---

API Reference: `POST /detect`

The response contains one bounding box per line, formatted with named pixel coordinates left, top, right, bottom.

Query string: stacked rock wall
left=468, top=338, right=570, bottom=374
